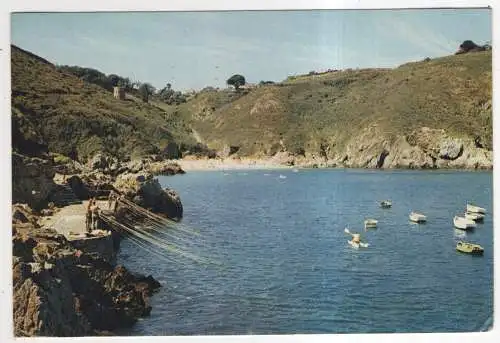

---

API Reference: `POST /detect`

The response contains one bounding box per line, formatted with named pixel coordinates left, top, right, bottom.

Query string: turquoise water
left=117, top=169, right=493, bottom=335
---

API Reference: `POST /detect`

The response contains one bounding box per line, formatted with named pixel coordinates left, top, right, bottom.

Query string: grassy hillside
left=11, top=45, right=492, bottom=163
left=166, top=51, right=492, bottom=157
left=11, top=45, right=196, bottom=161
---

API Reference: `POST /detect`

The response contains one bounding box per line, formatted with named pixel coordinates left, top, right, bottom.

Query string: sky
left=11, top=9, right=491, bottom=91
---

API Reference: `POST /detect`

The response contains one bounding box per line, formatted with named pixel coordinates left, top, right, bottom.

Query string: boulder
left=113, top=172, right=183, bottom=220
left=148, top=161, right=185, bottom=175
left=67, top=175, right=91, bottom=200
left=439, top=138, right=463, bottom=160
left=271, top=151, right=296, bottom=166
left=12, top=152, right=57, bottom=211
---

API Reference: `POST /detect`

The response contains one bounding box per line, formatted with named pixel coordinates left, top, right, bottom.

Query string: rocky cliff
left=12, top=204, right=161, bottom=336
left=286, top=126, right=492, bottom=169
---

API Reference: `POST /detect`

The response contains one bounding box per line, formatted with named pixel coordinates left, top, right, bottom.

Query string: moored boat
left=380, top=200, right=392, bottom=208
left=453, top=215, right=476, bottom=230
left=347, top=240, right=369, bottom=249
left=409, top=212, right=427, bottom=223
left=364, top=219, right=378, bottom=229
left=465, top=212, right=485, bottom=222
left=466, top=203, right=486, bottom=214
left=456, top=241, right=484, bottom=255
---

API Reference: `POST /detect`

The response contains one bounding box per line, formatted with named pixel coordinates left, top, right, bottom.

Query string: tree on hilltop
left=226, top=74, right=246, bottom=90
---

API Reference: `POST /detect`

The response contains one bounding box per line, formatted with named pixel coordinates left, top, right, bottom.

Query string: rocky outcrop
left=290, top=126, right=492, bottom=170
left=85, top=153, right=185, bottom=177
left=12, top=204, right=161, bottom=337
left=66, top=175, right=92, bottom=199
left=113, top=172, right=183, bottom=220
left=147, top=161, right=186, bottom=176
left=12, top=152, right=57, bottom=211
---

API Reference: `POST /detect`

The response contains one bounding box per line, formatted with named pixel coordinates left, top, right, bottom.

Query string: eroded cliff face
left=288, top=126, right=492, bottom=170
left=12, top=153, right=57, bottom=211
left=12, top=204, right=161, bottom=337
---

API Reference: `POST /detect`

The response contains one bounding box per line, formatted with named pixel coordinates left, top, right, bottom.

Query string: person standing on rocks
left=108, top=190, right=115, bottom=210
left=90, top=199, right=101, bottom=231
left=85, top=199, right=93, bottom=233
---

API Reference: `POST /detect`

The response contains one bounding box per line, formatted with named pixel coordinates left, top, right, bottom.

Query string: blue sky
left=11, top=9, right=491, bottom=91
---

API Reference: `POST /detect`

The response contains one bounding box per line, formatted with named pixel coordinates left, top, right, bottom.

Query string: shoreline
left=172, top=158, right=493, bottom=172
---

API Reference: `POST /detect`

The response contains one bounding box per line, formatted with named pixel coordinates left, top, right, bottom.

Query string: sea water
left=117, top=169, right=493, bottom=334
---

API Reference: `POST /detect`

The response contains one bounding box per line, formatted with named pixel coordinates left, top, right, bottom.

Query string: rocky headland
left=12, top=203, right=161, bottom=336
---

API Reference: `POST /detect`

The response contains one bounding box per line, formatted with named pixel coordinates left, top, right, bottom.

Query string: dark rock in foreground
left=12, top=204, right=161, bottom=337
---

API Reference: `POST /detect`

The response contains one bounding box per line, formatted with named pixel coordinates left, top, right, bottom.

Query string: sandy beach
left=174, top=158, right=292, bottom=171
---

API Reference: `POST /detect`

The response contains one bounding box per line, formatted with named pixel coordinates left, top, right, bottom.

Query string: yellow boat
left=456, top=241, right=484, bottom=255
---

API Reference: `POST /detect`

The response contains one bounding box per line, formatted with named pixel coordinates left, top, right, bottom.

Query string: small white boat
left=465, top=212, right=485, bottom=222
left=453, top=215, right=476, bottom=230
left=380, top=200, right=392, bottom=208
left=292, top=168, right=299, bottom=173
left=466, top=204, right=486, bottom=214
left=364, top=219, right=378, bottom=229
left=409, top=212, right=427, bottom=223
left=348, top=240, right=369, bottom=249
left=279, top=174, right=287, bottom=179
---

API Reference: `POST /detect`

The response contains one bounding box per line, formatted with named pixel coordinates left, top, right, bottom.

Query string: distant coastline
left=173, top=156, right=493, bottom=172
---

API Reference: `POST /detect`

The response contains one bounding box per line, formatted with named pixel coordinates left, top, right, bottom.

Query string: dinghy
left=466, top=203, right=486, bottom=214
left=465, top=212, right=485, bottom=222
left=409, top=212, right=427, bottom=223
left=279, top=174, right=287, bottom=179
left=453, top=216, right=476, bottom=230
left=456, top=241, right=484, bottom=255
left=364, top=219, right=378, bottom=229
left=348, top=240, right=369, bottom=249
left=344, top=228, right=369, bottom=248
left=380, top=200, right=392, bottom=208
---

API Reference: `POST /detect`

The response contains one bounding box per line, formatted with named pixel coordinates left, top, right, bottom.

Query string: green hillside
left=11, top=45, right=492, bottom=165
left=167, top=51, right=492, bottom=157
left=11, top=45, right=196, bottom=161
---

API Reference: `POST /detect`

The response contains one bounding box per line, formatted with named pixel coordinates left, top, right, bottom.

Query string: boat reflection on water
left=454, top=229, right=467, bottom=239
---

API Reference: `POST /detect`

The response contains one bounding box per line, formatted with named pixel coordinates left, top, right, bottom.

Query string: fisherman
left=108, top=190, right=115, bottom=210
left=113, top=194, right=123, bottom=214
left=85, top=199, right=93, bottom=233
left=90, top=199, right=100, bottom=231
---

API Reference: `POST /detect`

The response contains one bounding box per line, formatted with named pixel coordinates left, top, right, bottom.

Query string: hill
left=11, top=45, right=492, bottom=170
left=163, top=51, right=492, bottom=168
left=11, top=45, right=196, bottom=162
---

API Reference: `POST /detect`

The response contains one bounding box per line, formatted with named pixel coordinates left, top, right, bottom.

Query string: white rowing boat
left=454, top=215, right=476, bottom=230
left=465, top=212, right=484, bottom=222
left=348, top=240, right=369, bottom=249
left=364, top=219, right=378, bottom=229
left=466, top=203, right=486, bottom=214
left=409, top=212, right=427, bottom=223
left=344, top=228, right=369, bottom=248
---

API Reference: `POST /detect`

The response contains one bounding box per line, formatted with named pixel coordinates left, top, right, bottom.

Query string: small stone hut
left=113, top=86, right=125, bottom=100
